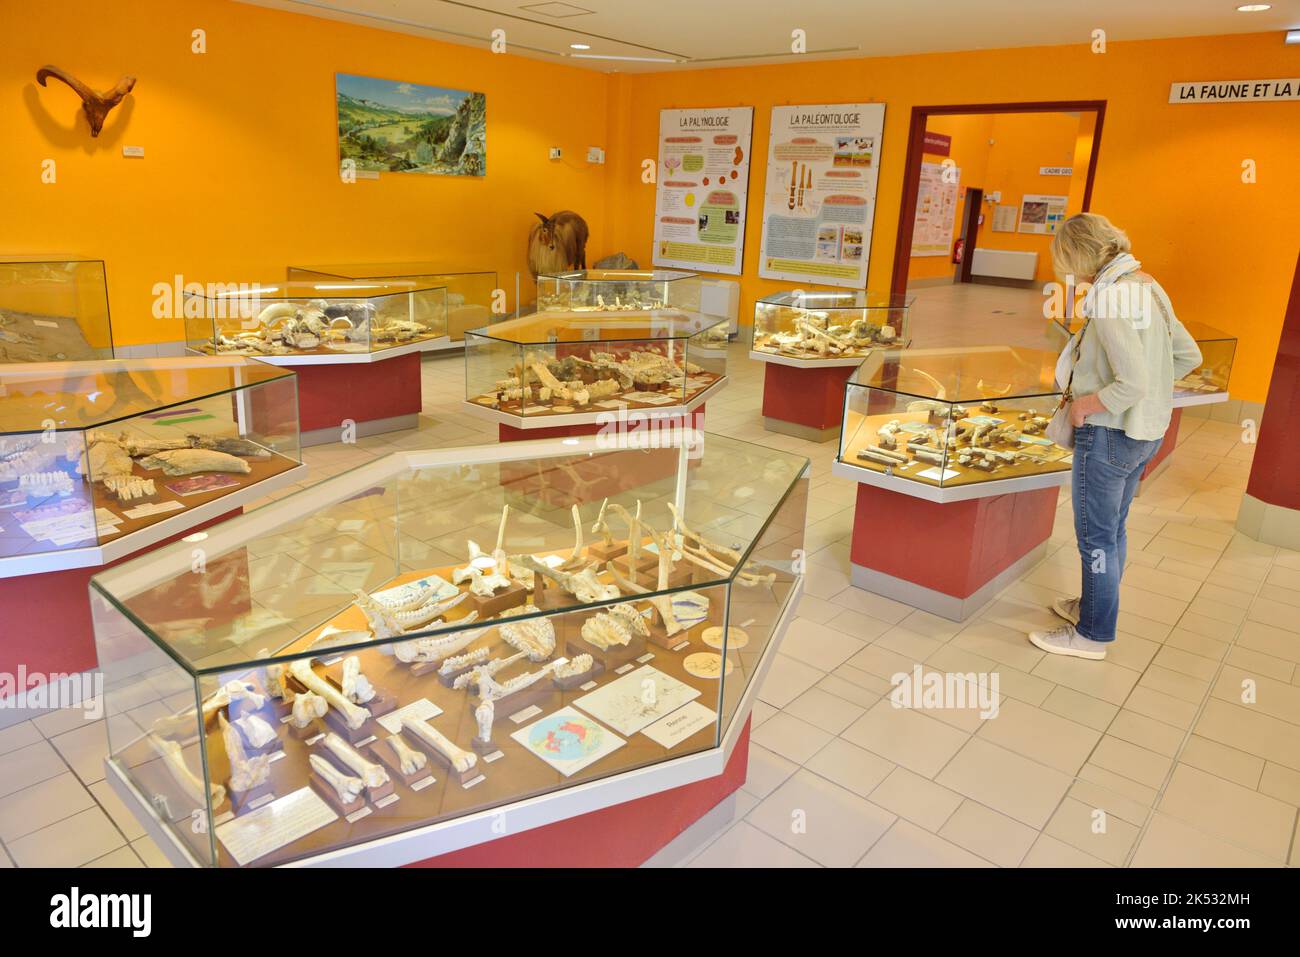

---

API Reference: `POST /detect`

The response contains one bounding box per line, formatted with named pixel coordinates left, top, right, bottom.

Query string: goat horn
left=534, top=212, right=550, bottom=225
left=36, top=65, right=95, bottom=101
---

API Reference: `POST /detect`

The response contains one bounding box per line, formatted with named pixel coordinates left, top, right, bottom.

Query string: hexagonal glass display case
left=838, top=346, right=1072, bottom=493
left=183, top=280, right=448, bottom=361
left=752, top=290, right=912, bottom=363
left=289, top=264, right=497, bottom=342
left=0, top=357, right=301, bottom=573
left=465, top=311, right=729, bottom=422
left=535, top=269, right=702, bottom=316
left=90, top=432, right=808, bottom=867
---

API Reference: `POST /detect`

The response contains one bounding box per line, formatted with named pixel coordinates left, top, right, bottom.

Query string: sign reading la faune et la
left=1169, top=78, right=1299, bottom=104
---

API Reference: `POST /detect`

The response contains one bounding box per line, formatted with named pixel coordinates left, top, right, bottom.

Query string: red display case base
left=848, top=482, right=1059, bottom=621
left=290, top=352, right=423, bottom=446
left=761, top=363, right=856, bottom=442
left=406, top=719, right=751, bottom=868
left=0, top=508, right=243, bottom=689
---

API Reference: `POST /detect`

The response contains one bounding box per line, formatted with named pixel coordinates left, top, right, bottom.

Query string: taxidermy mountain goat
left=528, top=211, right=589, bottom=279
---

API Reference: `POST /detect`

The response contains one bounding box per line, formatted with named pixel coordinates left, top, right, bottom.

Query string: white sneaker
left=1052, top=597, right=1080, bottom=625
left=1028, top=624, right=1108, bottom=660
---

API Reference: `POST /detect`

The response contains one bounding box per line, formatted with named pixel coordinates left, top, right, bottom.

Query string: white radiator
left=700, top=279, right=740, bottom=336
left=971, top=248, right=1038, bottom=281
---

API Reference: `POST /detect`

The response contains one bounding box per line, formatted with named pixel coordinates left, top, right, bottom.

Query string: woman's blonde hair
left=1050, top=213, right=1131, bottom=280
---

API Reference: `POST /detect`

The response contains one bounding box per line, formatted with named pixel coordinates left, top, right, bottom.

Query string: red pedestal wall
left=761, top=363, right=855, bottom=431
left=407, top=719, right=751, bottom=868
left=850, top=483, right=1059, bottom=598
left=0, top=508, right=243, bottom=687
left=1142, top=407, right=1182, bottom=480
left=291, top=352, right=423, bottom=433
left=1245, top=250, right=1300, bottom=512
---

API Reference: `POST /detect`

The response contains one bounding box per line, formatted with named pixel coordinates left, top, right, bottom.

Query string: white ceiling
left=239, top=0, right=1300, bottom=71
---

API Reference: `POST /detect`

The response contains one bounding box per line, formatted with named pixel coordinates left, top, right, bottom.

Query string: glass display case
left=0, top=357, right=300, bottom=571
left=289, top=264, right=496, bottom=342
left=465, top=311, right=729, bottom=419
left=183, top=280, right=448, bottom=359
left=1048, top=316, right=1236, bottom=403
left=0, top=257, right=113, bottom=363
left=535, top=269, right=702, bottom=316
left=838, top=345, right=1071, bottom=492
left=90, top=432, right=808, bottom=867
left=1174, top=320, right=1236, bottom=400
left=752, top=290, right=911, bottom=361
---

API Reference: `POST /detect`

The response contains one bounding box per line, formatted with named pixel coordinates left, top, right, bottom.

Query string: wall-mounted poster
left=1018, top=194, right=1068, bottom=234
left=336, top=73, right=486, bottom=177
left=652, top=107, right=754, bottom=275
left=911, top=161, right=961, bottom=257
left=758, top=103, right=885, bottom=288
left=991, top=204, right=1019, bottom=233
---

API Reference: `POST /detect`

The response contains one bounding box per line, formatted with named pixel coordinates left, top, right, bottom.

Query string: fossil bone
left=560, top=504, right=586, bottom=569
left=474, top=699, right=495, bottom=744
left=221, top=713, right=271, bottom=793
left=340, top=655, right=376, bottom=705
left=309, top=754, right=365, bottom=805
left=514, top=554, right=619, bottom=603
left=591, top=497, right=613, bottom=547
left=322, top=732, right=389, bottom=791
left=149, top=734, right=226, bottom=809
left=234, top=713, right=277, bottom=749
left=387, top=734, right=427, bottom=775
left=553, top=654, right=594, bottom=679
left=35, top=66, right=136, bottom=137
left=288, top=659, right=371, bottom=730
left=580, top=603, right=649, bottom=649
left=498, top=611, right=556, bottom=661
left=402, top=717, right=477, bottom=774
left=290, top=691, right=327, bottom=729
left=437, top=646, right=491, bottom=676
left=452, top=651, right=528, bottom=692
left=139, top=448, right=251, bottom=476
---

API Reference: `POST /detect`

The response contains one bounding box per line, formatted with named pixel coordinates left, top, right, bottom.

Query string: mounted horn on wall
left=35, top=65, right=136, bottom=137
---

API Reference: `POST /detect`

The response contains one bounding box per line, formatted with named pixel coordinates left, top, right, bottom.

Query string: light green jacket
left=1070, top=275, right=1203, bottom=441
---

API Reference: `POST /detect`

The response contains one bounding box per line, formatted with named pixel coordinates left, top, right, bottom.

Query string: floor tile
left=750, top=712, right=832, bottom=765
left=939, top=799, right=1038, bottom=867
left=748, top=769, right=895, bottom=867
left=688, top=822, right=820, bottom=868
left=841, top=699, right=968, bottom=778
left=6, top=806, right=125, bottom=868
left=805, top=737, right=895, bottom=796
left=868, top=766, right=964, bottom=832
left=1157, top=764, right=1297, bottom=862
left=858, top=819, right=993, bottom=867
left=935, top=737, right=1073, bottom=829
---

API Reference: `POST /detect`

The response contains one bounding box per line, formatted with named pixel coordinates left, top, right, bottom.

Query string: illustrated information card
left=652, top=107, right=754, bottom=276
left=758, top=102, right=885, bottom=288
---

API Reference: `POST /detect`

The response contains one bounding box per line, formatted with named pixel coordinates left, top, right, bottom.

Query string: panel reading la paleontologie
left=336, top=73, right=485, bottom=177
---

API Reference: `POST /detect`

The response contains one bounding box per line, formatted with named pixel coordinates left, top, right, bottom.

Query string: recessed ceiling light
left=1235, top=3, right=1271, bottom=11
left=570, top=43, right=591, bottom=50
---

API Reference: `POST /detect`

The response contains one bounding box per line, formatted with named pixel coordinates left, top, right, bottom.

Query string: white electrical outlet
left=586, top=146, right=605, bottom=164
left=122, top=145, right=144, bottom=158
left=549, top=147, right=562, bottom=160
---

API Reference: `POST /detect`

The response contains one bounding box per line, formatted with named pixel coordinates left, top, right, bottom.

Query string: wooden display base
left=227, top=779, right=276, bottom=816
left=464, top=581, right=528, bottom=617
left=471, top=735, right=498, bottom=755
left=285, top=717, right=324, bottom=741
left=645, top=620, right=692, bottom=650
left=399, top=727, right=482, bottom=788
left=368, top=737, right=436, bottom=789
left=552, top=658, right=605, bottom=690
left=588, top=540, right=628, bottom=563
left=309, top=769, right=368, bottom=817
left=322, top=710, right=381, bottom=745
left=310, top=744, right=396, bottom=804
left=565, top=631, right=647, bottom=672
left=483, top=679, right=557, bottom=725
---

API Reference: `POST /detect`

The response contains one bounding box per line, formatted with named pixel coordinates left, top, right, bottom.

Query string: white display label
left=1169, top=79, right=1299, bottom=104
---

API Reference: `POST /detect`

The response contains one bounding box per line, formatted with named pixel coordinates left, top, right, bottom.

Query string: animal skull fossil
left=35, top=65, right=136, bottom=137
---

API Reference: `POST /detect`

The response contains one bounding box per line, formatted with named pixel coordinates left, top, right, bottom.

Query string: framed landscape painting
left=336, top=73, right=486, bottom=176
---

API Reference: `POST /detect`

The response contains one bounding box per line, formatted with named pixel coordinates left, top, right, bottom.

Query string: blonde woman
left=1029, top=214, right=1202, bottom=660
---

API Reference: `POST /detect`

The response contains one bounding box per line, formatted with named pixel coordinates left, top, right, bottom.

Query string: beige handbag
left=1046, top=318, right=1091, bottom=450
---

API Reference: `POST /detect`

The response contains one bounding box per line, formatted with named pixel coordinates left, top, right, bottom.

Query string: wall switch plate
left=549, top=147, right=562, bottom=160
left=586, top=146, right=605, bottom=164
left=122, top=145, right=144, bottom=158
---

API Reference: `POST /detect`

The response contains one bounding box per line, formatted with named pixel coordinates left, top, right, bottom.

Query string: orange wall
left=0, top=0, right=611, bottom=346
left=603, top=33, right=1300, bottom=404
left=906, top=113, right=993, bottom=282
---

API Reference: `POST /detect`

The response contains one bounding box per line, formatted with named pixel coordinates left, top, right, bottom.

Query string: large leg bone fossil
left=321, top=732, right=390, bottom=790
left=340, top=656, right=376, bottom=705
left=149, top=734, right=226, bottom=809
left=288, top=659, right=371, bottom=730
left=402, top=717, right=477, bottom=774
left=309, top=754, right=365, bottom=805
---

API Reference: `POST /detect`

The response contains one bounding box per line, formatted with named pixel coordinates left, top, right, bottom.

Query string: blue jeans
left=1072, top=425, right=1163, bottom=642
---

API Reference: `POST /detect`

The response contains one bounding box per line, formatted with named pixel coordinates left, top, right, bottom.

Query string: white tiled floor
left=2, top=284, right=1297, bottom=868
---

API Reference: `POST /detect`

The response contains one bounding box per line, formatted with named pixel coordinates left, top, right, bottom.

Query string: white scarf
left=1081, top=252, right=1141, bottom=319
